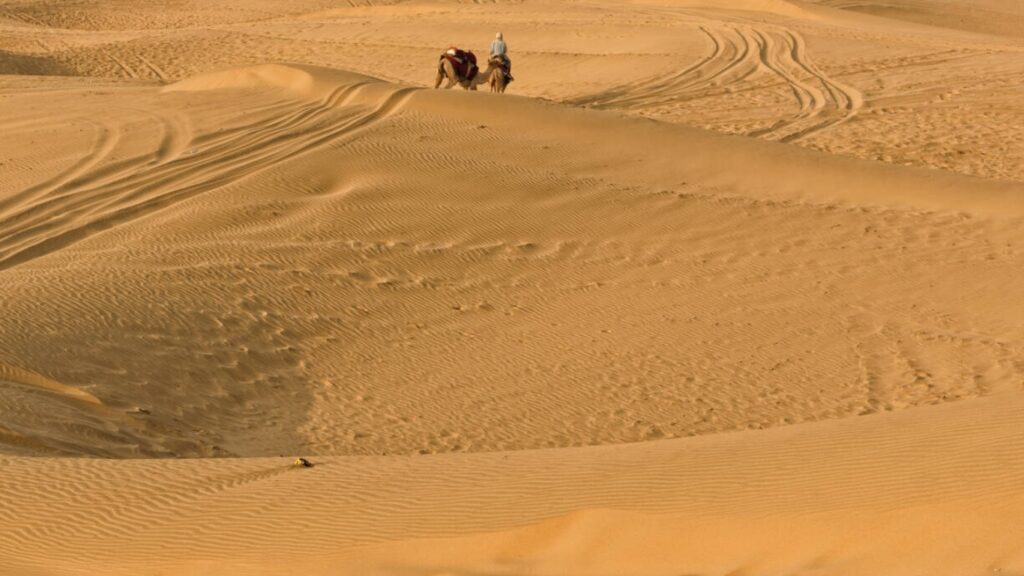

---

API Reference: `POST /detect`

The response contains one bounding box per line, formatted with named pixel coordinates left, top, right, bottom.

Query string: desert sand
left=1, top=0, right=1022, bottom=574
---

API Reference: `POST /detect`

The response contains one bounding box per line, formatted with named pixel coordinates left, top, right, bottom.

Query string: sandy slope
left=3, top=391, right=1024, bottom=575
left=810, top=0, right=1024, bottom=38
left=2, top=64, right=1021, bottom=457
left=1, top=0, right=1023, bottom=574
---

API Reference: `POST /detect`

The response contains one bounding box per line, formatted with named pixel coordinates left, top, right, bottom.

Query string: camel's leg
left=447, top=63, right=461, bottom=89
left=436, top=61, right=458, bottom=89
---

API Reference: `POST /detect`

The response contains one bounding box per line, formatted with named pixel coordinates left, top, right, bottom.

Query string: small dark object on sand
left=293, top=457, right=314, bottom=468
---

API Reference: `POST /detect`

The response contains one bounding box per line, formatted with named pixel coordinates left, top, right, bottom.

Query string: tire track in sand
left=573, top=23, right=862, bottom=144
left=0, top=83, right=415, bottom=271
left=0, top=119, right=121, bottom=214
left=0, top=109, right=188, bottom=242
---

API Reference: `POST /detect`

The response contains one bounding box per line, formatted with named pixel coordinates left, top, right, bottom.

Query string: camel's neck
left=470, top=65, right=495, bottom=85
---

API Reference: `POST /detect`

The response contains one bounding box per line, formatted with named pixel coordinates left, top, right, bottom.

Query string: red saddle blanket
left=443, top=49, right=478, bottom=80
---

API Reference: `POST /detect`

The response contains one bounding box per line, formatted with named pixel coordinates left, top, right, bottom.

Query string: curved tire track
left=572, top=23, right=863, bottom=144
left=0, top=83, right=416, bottom=271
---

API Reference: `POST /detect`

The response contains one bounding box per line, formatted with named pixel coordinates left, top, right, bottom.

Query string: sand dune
left=3, top=391, right=1023, bottom=574
left=1, top=0, right=1023, bottom=574
left=3, top=64, right=1021, bottom=458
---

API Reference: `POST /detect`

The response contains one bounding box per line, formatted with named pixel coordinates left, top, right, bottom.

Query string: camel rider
left=490, top=32, right=513, bottom=80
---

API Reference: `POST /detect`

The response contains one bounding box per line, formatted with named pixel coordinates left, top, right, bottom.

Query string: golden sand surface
left=1, top=0, right=1022, bottom=574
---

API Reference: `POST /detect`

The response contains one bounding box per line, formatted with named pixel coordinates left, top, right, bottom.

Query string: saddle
left=442, top=48, right=479, bottom=80
left=489, top=54, right=508, bottom=69
left=488, top=55, right=513, bottom=82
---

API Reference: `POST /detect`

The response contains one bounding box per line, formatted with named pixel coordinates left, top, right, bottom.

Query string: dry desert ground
left=1, top=0, right=1023, bottom=574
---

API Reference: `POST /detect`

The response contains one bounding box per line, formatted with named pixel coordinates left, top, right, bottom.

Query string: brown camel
left=434, top=57, right=497, bottom=91
left=488, top=57, right=510, bottom=93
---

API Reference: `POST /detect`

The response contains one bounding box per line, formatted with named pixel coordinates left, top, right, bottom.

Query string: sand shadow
left=0, top=50, right=75, bottom=76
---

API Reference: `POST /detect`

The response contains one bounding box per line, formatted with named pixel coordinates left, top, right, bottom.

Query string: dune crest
left=163, top=63, right=381, bottom=100
left=0, top=362, right=101, bottom=405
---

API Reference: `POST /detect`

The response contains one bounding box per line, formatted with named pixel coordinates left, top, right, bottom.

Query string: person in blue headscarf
left=490, top=32, right=513, bottom=80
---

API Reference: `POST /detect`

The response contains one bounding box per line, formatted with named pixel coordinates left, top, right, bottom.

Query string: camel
left=488, top=56, right=510, bottom=93
left=434, top=55, right=498, bottom=91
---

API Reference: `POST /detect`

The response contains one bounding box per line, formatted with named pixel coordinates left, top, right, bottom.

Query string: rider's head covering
left=496, top=32, right=503, bottom=40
